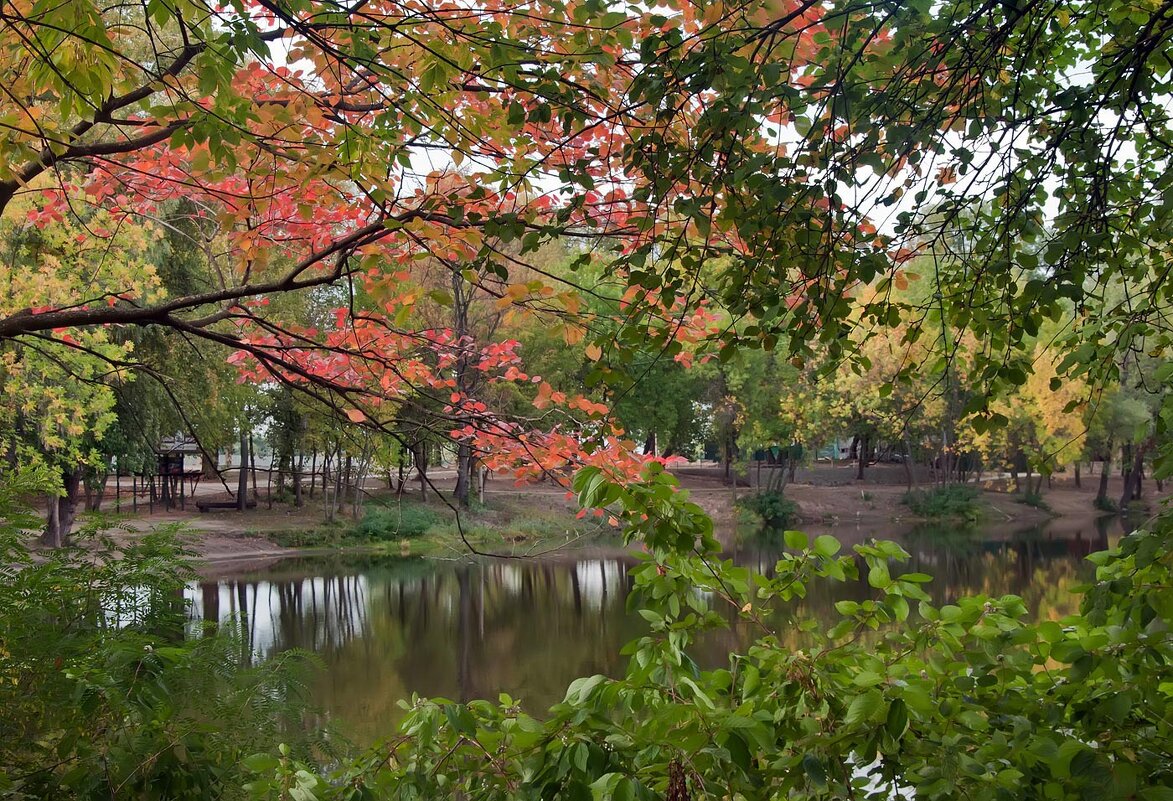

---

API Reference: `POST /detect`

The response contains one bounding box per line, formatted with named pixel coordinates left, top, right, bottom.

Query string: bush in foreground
left=0, top=474, right=330, bottom=800
left=246, top=466, right=1172, bottom=801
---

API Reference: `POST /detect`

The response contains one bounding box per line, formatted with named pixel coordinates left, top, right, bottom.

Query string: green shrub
left=1093, top=495, right=1119, bottom=513
left=0, top=482, right=331, bottom=800
left=352, top=503, right=440, bottom=540
left=735, top=491, right=798, bottom=530
left=1017, top=489, right=1052, bottom=511
left=901, top=483, right=982, bottom=521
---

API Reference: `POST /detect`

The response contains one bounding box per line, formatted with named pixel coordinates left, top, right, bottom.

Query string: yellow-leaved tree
left=0, top=185, right=161, bottom=545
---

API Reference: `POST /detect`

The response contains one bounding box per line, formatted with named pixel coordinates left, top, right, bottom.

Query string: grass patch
left=1093, top=495, right=1119, bottom=513
left=261, top=494, right=610, bottom=552
left=263, top=500, right=441, bottom=548
left=736, top=492, right=799, bottom=532
left=264, top=525, right=352, bottom=548
left=353, top=503, right=441, bottom=540
left=1016, top=490, right=1052, bottom=512
left=901, top=484, right=982, bottom=522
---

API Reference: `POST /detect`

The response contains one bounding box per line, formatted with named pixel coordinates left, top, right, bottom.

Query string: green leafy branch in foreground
left=246, top=467, right=1173, bottom=801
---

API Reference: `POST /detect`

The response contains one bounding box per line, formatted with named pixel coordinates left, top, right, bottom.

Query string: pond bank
left=50, top=462, right=1161, bottom=565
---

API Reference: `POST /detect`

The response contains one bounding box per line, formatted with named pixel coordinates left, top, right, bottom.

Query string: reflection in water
left=188, top=519, right=1113, bottom=745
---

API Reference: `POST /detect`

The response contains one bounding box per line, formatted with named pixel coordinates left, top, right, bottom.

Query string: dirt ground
left=46, top=460, right=1167, bottom=563
left=678, top=462, right=1163, bottom=535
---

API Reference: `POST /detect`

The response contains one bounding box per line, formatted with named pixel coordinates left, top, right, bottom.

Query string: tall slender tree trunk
left=249, top=433, right=260, bottom=503
left=415, top=444, right=429, bottom=500
left=237, top=431, right=249, bottom=512
left=450, top=266, right=476, bottom=509
left=900, top=436, right=919, bottom=492
left=340, top=453, right=351, bottom=515
left=1119, top=438, right=1151, bottom=510
left=293, top=451, right=304, bottom=508
left=1096, top=440, right=1113, bottom=506
left=856, top=433, right=868, bottom=480
left=454, top=442, right=473, bottom=508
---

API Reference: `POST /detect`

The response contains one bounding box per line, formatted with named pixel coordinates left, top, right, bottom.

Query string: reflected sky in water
left=187, top=518, right=1119, bottom=745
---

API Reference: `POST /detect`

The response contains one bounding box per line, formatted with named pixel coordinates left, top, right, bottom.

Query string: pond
left=186, top=517, right=1121, bottom=746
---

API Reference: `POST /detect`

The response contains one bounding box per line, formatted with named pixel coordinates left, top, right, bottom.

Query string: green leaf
left=443, top=704, right=476, bottom=737
left=813, top=534, right=840, bottom=556
left=802, top=753, right=828, bottom=787
left=1139, top=788, right=1173, bottom=801
left=242, top=753, right=279, bottom=773
left=885, top=698, right=909, bottom=738
left=1037, top=621, right=1063, bottom=643
left=784, top=530, right=808, bottom=550
left=565, top=674, right=607, bottom=704
left=868, top=560, right=891, bottom=589
left=844, top=691, right=885, bottom=725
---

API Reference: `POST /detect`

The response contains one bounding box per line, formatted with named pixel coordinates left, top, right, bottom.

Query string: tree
left=0, top=186, right=160, bottom=543
left=3, top=0, right=1173, bottom=796
left=5, top=0, right=1173, bottom=527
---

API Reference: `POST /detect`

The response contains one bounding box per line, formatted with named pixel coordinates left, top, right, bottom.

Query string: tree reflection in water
left=187, top=519, right=1113, bottom=745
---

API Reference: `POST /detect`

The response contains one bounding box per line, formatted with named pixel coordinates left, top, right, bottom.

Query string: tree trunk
left=1073, top=462, right=1081, bottom=489
left=856, top=433, right=867, bottom=480
left=237, top=431, right=249, bottom=512
left=333, top=449, right=345, bottom=518
left=293, top=451, right=304, bottom=508
left=42, top=491, right=60, bottom=548
left=41, top=467, right=81, bottom=547
left=84, top=465, right=106, bottom=512
left=1096, top=451, right=1112, bottom=506
left=902, top=432, right=917, bottom=491
left=202, top=450, right=219, bottom=479
left=454, top=441, right=472, bottom=508
left=249, top=433, right=260, bottom=503
left=1119, top=439, right=1150, bottom=510
left=722, top=431, right=737, bottom=485
left=414, top=444, right=429, bottom=500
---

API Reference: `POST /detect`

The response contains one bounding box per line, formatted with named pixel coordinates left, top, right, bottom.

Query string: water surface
left=187, top=518, right=1118, bottom=744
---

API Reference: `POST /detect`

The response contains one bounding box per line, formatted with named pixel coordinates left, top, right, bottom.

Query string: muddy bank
left=31, top=462, right=1161, bottom=568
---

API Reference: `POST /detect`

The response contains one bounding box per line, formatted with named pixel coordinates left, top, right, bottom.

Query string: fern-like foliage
left=0, top=473, right=341, bottom=800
